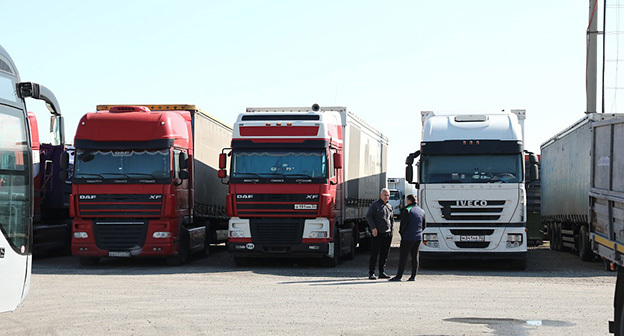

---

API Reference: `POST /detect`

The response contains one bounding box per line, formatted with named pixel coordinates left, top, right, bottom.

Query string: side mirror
left=59, top=170, right=69, bottom=180
left=219, top=153, right=227, bottom=169
left=529, top=153, right=538, bottom=165
left=179, top=152, right=189, bottom=170
left=405, top=150, right=420, bottom=165
left=529, top=164, right=539, bottom=182
left=60, top=151, right=70, bottom=169
left=406, top=165, right=414, bottom=184
left=333, top=152, right=343, bottom=169
left=179, top=170, right=189, bottom=180
left=218, top=169, right=227, bottom=179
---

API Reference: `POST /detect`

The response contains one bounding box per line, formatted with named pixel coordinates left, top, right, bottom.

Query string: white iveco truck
left=405, top=110, right=538, bottom=270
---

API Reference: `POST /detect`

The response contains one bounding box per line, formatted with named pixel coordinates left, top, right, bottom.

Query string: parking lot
left=0, top=242, right=615, bottom=336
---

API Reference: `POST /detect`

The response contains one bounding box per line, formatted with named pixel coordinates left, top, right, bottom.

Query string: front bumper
left=228, top=242, right=329, bottom=258
left=420, top=251, right=527, bottom=261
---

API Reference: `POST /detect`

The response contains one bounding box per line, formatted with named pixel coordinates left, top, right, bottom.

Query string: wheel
left=548, top=223, right=555, bottom=250
left=321, top=233, right=340, bottom=267
left=234, top=256, right=249, bottom=267
left=579, top=225, right=594, bottom=261
left=80, top=257, right=99, bottom=266
left=166, top=231, right=189, bottom=266
left=553, top=223, right=563, bottom=251
left=345, top=232, right=356, bottom=260
left=197, top=224, right=211, bottom=258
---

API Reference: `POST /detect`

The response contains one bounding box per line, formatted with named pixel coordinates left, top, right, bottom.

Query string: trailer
left=586, top=115, right=624, bottom=334
left=541, top=114, right=624, bottom=261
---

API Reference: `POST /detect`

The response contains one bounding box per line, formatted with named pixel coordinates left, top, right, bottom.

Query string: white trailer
left=405, top=110, right=537, bottom=269
left=387, top=177, right=416, bottom=217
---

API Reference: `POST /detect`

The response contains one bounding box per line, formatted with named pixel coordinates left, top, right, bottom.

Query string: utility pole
left=587, top=0, right=599, bottom=114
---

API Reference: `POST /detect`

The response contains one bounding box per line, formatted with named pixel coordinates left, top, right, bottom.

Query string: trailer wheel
left=553, top=223, right=563, bottom=251
left=345, top=231, right=356, bottom=260
left=548, top=223, right=555, bottom=250
left=80, top=257, right=99, bottom=266
left=579, top=226, right=594, bottom=261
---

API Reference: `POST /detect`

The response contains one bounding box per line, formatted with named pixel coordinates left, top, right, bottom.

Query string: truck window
left=421, top=154, right=522, bottom=184
left=231, top=149, right=327, bottom=179
left=74, top=149, right=171, bottom=182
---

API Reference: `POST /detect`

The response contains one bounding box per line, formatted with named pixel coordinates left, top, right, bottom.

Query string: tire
left=166, top=230, right=189, bottom=266
left=345, top=232, right=356, bottom=260
left=579, top=226, right=594, bottom=261
left=80, top=257, right=99, bottom=266
left=553, top=223, right=563, bottom=251
left=197, top=224, right=211, bottom=258
left=548, top=223, right=556, bottom=250
left=321, top=233, right=340, bottom=267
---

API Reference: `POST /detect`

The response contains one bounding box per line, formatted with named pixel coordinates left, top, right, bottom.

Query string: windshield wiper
left=100, top=173, right=130, bottom=179
left=125, top=172, right=158, bottom=178
left=259, top=173, right=286, bottom=178
left=284, top=173, right=314, bottom=178
left=233, top=172, right=262, bottom=178
left=75, top=173, right=104, bottom=179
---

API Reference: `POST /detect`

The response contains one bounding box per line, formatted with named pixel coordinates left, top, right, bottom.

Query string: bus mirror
left=405, top=150, right=420, bottom=165
left=530, top=164, right=539, bottom=182
left=59, top=170, right=68, bottom=180
left=218, top=169, right=227, bottom=179
left=219, top=153, right=227, bottom=169
left=333, top=153, right=343, bottom=169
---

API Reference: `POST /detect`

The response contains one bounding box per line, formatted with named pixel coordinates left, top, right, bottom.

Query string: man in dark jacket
left=390, top=194, right=425, bottom=281
left=366, top=188, right=393, bottom=280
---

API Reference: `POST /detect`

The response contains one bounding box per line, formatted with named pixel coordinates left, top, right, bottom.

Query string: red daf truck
left=218, top=104, right=388, bottom=266
left=69, top=104, right=232, bottom=265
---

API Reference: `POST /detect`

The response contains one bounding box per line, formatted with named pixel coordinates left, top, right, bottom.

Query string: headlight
left=230, top=230, right=245, bottom=238
left=73, top=232, right=88, bottom=239
left=309, top=231, right=328, bottom=239
left=507, top=234, right=523, bottom=242
left=423, top=233, right=438, bottom=241
left=153, top=232, right=172, bottom=239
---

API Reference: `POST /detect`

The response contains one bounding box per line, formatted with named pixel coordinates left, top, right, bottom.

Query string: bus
left=0, top=44, right=62, bottom=313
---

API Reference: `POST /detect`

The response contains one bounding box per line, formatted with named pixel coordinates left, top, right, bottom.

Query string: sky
left=1, top=1, right=598, bottom=177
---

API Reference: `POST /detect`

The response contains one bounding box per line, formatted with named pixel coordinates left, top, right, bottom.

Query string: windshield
left=74, top=149, right=171, bottom=183
left=231, top=149, right=327, bottom=181
left=389, top=190, right=401, bottom=200
left=421, top=154, right=522, bottom=184
left=0, top=107, right=30, bottom=253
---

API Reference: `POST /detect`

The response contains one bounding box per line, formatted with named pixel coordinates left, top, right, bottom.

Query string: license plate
left=459, top=235, right=486, bottom=242
left=108, top=251, right=131, bottom=257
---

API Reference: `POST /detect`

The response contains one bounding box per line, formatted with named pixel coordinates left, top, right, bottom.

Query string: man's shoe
left=368, top=274, right=377, bottom=280
left=407, top=277, right=415, bottom=281
left=378, top=272, right=391, bottom=279
left=389, top=276, right=401, bottom=282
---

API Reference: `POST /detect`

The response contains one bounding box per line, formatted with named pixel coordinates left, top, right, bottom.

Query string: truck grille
left=236, top=194, right=319, bottom=217
left=438, top=200, right=505, bottom=221
left=93, top=221, right=148, bottom=251
left=78, top=194, right=162, bottom=218
left=250, top=218, right=304, bottom=245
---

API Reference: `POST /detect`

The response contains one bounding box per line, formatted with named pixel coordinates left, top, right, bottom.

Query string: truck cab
left=406, top=110, right=537, bottom=269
